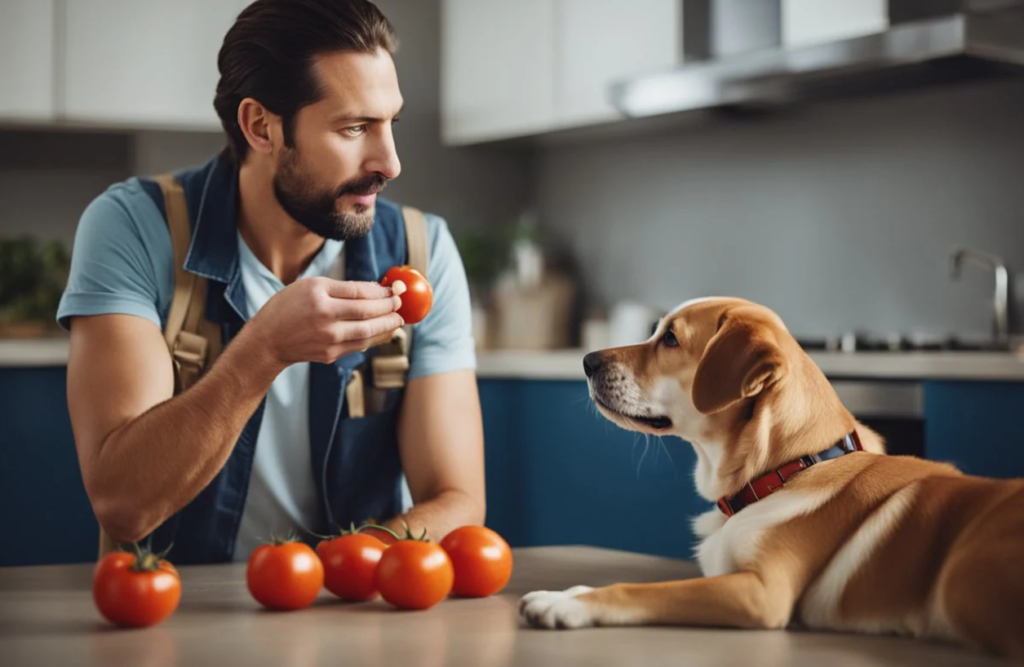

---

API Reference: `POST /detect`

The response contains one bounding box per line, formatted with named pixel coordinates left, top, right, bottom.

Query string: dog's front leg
left=519, top=571, right=795, bottom=630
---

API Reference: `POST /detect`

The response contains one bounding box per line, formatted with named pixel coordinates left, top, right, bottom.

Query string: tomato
left=316, top=533, right=386, bottom=602
left=246, top=539, right=324, bottom=611
left=380, top=265, right=433, bottom=324
left=92, top=548, right=181, bottom=628
left=440, top=526, right=513, bottom=598
left=375, top=539, right=454, bottom=610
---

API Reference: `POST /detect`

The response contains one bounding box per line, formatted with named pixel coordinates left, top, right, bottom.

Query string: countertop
left=4, top=337, right=1024, bottom=381
left=0, top=545, right=1006, bottom=667
left=474, top=348, right=1024, bottom=382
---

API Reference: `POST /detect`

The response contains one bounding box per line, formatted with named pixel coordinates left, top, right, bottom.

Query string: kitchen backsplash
left=536, top=77, right=1024, bottom=340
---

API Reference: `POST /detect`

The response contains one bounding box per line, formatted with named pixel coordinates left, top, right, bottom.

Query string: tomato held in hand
left=247, top=538, right=324, bottom=611
left=375, top=536, right=453, bottom=610
left=440, top=526, right=513, bottom=598
left=92, top=547, right=181, bottom=628
left=316, top=533, right=387, bottom=602
left=380, top=265, right=433, bottom=324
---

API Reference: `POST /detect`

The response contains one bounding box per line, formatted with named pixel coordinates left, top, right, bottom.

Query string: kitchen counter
left=476, top=348, right=1024, bottom=382
left=5, top=338, right=1024, bottom=382
left=0, top=545, right=1005, bottom=667
left=0, top=337, right=71, bottom=367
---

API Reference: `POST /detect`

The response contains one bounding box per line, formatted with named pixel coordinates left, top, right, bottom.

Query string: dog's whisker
left=657, top=436, right=680, bottom=479
left=637, top=438, right=651, bottom=479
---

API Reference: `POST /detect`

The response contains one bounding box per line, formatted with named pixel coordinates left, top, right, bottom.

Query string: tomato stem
left=356, top=523, right=404, bottom=541
left=124, top=542, right=171, bottom=572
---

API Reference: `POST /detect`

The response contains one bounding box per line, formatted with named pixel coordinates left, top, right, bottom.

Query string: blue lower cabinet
left=480, top=379, right=707, bottom=560
left=0, top=367, right=98, bottom=567
left=923, top=381, right=1024, bottom=479
left=12, top=371, right=1020, bottom=568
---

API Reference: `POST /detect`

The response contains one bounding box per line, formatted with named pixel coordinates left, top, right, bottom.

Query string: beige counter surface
left=5, top=338, right=1024, bottom=382
left=0, top=545, right=1008, bottom=666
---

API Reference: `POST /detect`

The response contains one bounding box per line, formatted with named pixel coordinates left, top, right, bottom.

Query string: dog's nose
left=583, top=352, right=604, bottom=378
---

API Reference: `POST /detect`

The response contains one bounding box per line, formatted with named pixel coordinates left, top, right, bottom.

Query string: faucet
left=949, top=247, right=1010, bottom=346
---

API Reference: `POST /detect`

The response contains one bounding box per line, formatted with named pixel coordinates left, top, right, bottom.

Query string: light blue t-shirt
left=57, top=178, right=477, bottom=558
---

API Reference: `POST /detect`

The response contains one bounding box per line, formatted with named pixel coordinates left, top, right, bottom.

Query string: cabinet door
left=924, top=381, right=1024, bottom=479
left=63, top=0, right=250, bottom=128
left=555, top=0, right=681, bottom=127
left=782, top=0, right=888, bottom=48
left=0, top=0, right=56, bottom=121
left=441, top=0, right=556, bottom=145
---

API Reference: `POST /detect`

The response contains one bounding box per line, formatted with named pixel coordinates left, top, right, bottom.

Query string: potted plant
left=0, top=235, right=71, bottom=338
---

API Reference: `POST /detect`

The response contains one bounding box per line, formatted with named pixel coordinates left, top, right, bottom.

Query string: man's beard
left=272, top=148, right=388, bottom=241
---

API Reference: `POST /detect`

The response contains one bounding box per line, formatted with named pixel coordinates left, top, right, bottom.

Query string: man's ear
left=692, top=307, right=787, bottom=415
left=237, top=98, right=277, bottom=157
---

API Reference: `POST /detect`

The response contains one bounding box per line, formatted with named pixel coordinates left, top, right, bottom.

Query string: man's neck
left=237, top=160, right=325, bottom=285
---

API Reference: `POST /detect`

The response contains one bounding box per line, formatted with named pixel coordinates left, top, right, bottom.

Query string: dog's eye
left=662, top=329, right=679, bottom=348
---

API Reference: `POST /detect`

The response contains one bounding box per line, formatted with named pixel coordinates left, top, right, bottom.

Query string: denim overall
left=139, top=152, right=408, bottom=564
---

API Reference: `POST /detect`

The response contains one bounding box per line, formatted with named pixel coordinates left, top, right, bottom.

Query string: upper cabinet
left=441, top=0, right=683, bottom=146
left=555, top=0, right=680, bottom=128
left=0, top=0, right=57, bottom=121
left=63, top=0, right=251, bottom=129
left=781, top=0, right=887, bottom=47
left=441, top=0, right=557, bottom=145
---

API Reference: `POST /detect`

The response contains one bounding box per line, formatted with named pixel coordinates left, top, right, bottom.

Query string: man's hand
left=248, top=277, right=405, bottom=369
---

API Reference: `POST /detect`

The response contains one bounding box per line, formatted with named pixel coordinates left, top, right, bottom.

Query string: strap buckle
left=371, top=328, right=410, bottom=389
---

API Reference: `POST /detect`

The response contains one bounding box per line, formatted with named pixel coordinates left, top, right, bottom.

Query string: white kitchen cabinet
left=441, top=0, right=556, bottom=145
left=0, top=0, right=57, bottom=121
left=63, top=0, right=251, bottom=129
left=782, top=0, right=888, bottom=48
left=555, top=0, right=681, bottom=127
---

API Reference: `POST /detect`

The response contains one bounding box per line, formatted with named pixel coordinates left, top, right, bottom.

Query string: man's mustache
left=335, top=173, right=389, bottom=198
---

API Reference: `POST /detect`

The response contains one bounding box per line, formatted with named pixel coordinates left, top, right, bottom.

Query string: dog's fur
left=518, top=297, right=1024, bottom=663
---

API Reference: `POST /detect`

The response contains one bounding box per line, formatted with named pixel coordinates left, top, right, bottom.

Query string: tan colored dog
left=518, top=297, right=1024, bottom=662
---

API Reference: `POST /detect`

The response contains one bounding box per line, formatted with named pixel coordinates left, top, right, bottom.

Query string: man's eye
left=662, top=329, right=679, bottom=347
left=343, top=125, right=367, bottom=136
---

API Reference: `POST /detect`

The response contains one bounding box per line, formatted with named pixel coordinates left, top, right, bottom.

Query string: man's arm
left=387, top=369, right=486, bottom=542
left=68, top=278, right=403, bottom=545
left=68, top=313, right=280, bottom=544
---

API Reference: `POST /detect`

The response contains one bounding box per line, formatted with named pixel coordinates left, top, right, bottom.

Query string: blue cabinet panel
left=924, top=381, right=1024, bottom=479
left=0, top=367, right=98, bottom=567
left=480, top=379, right=707, bottom=559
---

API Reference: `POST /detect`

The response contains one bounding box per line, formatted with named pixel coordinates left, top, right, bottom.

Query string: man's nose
left=367, top=129, right=401, bottom=181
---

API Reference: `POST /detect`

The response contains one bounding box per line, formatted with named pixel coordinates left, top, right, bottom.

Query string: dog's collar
left=716, top=431, right=864, bottom=518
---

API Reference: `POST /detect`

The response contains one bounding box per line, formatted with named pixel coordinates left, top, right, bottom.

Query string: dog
left=518, top=297, right=1024, bottom=663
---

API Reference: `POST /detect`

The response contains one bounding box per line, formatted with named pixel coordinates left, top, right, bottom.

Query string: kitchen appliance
left=795, top=331, right=1012, bottom=353
left=611, top=0, right=1024, bottom=118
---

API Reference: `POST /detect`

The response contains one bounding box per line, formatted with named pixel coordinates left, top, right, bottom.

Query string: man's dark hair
left=214, top=0, right=397, bottom=162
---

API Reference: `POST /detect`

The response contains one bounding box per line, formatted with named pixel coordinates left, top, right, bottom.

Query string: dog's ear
left=692, top=307, right=787, bottom=415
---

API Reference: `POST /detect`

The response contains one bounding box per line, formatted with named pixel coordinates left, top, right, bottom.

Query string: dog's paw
left=518, top=585, right=596, bottom=630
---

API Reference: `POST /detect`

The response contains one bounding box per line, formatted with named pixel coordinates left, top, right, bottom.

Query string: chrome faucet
left=950, top=246, right=1010, bottom=346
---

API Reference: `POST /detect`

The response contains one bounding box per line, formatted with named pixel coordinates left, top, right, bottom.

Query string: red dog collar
left=717, top=431, right=863, bottom=518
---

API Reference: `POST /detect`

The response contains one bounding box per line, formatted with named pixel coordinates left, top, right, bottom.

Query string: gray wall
left=0, top=131, right=132, bottom=247
left=536, top=78, right=1024, bottom=340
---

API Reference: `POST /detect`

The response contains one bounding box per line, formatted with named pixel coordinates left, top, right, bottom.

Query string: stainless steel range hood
left=610, top=5, right=1024, bottom=118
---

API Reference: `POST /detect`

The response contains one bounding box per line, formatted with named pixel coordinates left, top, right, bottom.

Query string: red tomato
left=92, top=549, right=181, bottom=628
left=380, top=265, right=433, bottom=324
left=246, top=540, right=324, bottom=611
left=440, top=526, right=513, bottom=598
left=375, top=540, right=454, bottom=610
left=316, top=533, right=386, bottom=602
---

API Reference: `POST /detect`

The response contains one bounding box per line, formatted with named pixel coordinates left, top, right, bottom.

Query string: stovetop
left=795, top=333, right=1010, bottom=353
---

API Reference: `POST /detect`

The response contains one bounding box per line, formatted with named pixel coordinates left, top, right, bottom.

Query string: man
left=57, top=0, right=485, bottom=564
